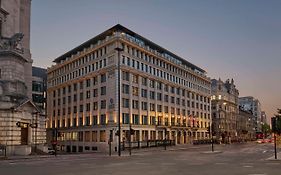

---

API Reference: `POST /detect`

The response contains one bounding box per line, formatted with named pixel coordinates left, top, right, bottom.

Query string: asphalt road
left=0, top=143, right=280, bottom=175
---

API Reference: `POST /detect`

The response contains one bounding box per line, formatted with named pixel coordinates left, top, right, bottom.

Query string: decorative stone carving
left=0, top=33, right=24, bottom=53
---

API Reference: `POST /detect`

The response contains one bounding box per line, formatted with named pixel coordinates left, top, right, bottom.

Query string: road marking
left=135, top=162, right=149, bottom=165
left=241, top=163, right=254, bottom=165
left=188, top=163, right=204, bottom=166
left=215, top=162, right=227, bottom=165
left=248, top=174, right=267, bottom=175
left=243, top=165, right=253, bottom=168
left=162, top=162, right=176, bottom=166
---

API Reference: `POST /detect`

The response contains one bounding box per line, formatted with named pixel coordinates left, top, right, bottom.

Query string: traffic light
left=272, top=117, right=277, bottom=133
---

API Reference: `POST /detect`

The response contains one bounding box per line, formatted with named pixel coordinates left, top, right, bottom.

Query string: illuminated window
left=218, top=95, right=222, bottom=100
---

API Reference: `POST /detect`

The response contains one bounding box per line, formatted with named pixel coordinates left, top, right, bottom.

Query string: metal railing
left=121, top=140, right=175, bottom=150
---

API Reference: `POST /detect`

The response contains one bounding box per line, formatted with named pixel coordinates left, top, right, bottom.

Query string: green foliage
left=261, top=123, right=271, bottom=135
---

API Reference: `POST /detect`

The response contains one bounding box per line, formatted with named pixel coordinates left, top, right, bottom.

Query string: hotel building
left=47, top=24, right=211, bottom=153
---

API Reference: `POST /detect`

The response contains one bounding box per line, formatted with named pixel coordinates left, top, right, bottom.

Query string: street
left=0, top=143, right=280, bottom=175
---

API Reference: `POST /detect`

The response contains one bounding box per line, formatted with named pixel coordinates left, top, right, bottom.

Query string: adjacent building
left=239, top=96, right=261, bottom=132
left=0, top=0, right=46, bottom=155
left=32, top=66, right=47, bottom=115
left=47, top=24, right=211, bottom=153
left=237, top=107, right=256, bottom=141
left=211, top=78, right=239, bottom=143
left=261, top=111, right=267, bottom=124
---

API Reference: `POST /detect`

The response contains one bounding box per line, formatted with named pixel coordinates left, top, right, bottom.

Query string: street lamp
left=115, top=45, right=124, bottom=156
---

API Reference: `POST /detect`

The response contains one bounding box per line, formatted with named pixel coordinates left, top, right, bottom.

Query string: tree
left=272, top=109, right=281, bottom=134
left=261, top=123, right=271, bottom=136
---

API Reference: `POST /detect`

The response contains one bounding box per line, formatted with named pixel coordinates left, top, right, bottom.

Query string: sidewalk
left=266, top=152, right=281, bottom=161
left=0, top=144, right=213, bottom=160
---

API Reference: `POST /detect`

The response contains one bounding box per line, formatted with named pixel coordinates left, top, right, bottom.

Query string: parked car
left=48, top=147, right=55, bottom=155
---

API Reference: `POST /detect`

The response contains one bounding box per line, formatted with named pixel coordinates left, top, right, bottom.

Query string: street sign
left=16, top=122, right=29, bottom=128
left=29, top=123, right=38, bottom=128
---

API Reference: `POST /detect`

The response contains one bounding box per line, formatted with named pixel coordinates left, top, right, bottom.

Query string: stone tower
left=0, top=0, right=32, bottom=100
left=0, top=0, right=46, bottom=156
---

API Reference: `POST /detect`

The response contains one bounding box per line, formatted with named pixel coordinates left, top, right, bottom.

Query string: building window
left=92, top=115, right=98, bottom=125
left=122, top=84, right=129, bottom=94
left=86, top=103, right=90, bottom=111
left=132, top=114, right=139, bottom=125
left=164, top=106, right=169, bottom=113
left=157, top=105, right=162, bottom=112
left=101, top=100, right=106, bottom=109
left=100, top=114, right=106, bottom=125
left=92, top=131, right=98, bottom=142
left=141, top=89, right=147, bottom=98
left=100, top=130, right=106, bottom=142
left=141, top=102, right=148, bottom=110
left=79, top=105, right=83, bottom=112
left=93, top=89, right=98, bottom=97
left=93, top=102, right=98, bottom=110
left=93, top=77, right=98, bottom=85
left=150, top=116, right=156, bottom=125
left=80, top=81, right=83, bottom=89
left=122, top=71, right=130, bottom=81
left=86, top=90, right=91, bottom=98
left=142, top=77, right=147, bottom=86
left=101, top=86, right=106, bottom=95
left=122, top=113, right=129, bottom=124
left=149, top=80, right=155, bottom=88
left=150, top=103, right=155, bottom=111
left=101, top=74, right=106, bottom=83
left=150, top=91, right=155, bottom=100
left=132, top=100, right=139, bottom=109
left=157, top=93, right=162, bottom=101
left=132, top=74, right=138, bottom=84
left=142, top=115, right=148, bottom=125
left=85, top=116, right=90, bottom=126
left=132, top=86, right=138, bottom=96
left=86, top=79, right=91, bottom=87
left=122, top=98, right=129, bottom=108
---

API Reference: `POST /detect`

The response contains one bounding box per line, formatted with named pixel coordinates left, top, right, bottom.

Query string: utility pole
left=129, top=123, right=132, bottom=156
left=115, top=44, right=124, bottom=156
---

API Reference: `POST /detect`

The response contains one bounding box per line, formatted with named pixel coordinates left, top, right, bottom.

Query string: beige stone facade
left=47, top=25, right=211, bottom=153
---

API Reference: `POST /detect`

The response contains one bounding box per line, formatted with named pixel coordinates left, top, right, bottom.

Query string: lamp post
left=115, top=45, right=124, bottom=156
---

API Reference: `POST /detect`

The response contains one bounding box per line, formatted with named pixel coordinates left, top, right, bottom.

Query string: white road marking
left=215, top=162, right=227, bottom=165
left=247, top=174, right=267, bottom=175
left=243, top=165, right=253, bottom=168
left=161, top=162, right=176, bottom=166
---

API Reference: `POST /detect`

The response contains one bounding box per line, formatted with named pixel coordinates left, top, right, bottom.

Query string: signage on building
left=16, top=122, right=29, bottom=128
left=29, top=123, right=38, bottom=128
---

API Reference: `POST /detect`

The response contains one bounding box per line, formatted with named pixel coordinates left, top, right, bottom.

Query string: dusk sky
left=31, top=0, right=281, bottom=121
